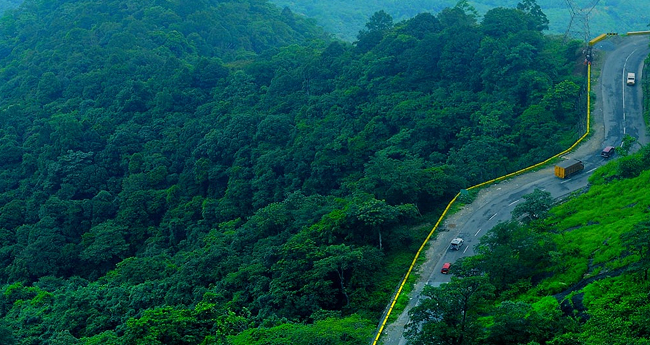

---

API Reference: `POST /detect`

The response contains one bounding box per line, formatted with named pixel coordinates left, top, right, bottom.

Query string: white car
left=627, top=72, right=635, bottom=86
left=450, top=238, right=464, bottom=250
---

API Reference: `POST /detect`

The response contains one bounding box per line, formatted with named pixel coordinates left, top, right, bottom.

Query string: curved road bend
left=379, top=35, right=650, bottom=345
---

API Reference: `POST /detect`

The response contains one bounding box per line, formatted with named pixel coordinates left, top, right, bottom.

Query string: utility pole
left=563, top=0, right=601, bottom=44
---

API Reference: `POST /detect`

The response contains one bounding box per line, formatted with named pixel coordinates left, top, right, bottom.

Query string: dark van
left=601, top=146, right=615, bottom=158
left=441, top=262, right=451, bottom=274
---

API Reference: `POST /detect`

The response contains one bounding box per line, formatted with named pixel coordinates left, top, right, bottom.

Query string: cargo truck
left=554, top=159, right=584, bottom=179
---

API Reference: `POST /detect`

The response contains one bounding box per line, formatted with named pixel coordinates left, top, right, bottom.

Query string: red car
left=601, top=146, right=615, bottom=158
left=441, top=262, right=451, bottom=274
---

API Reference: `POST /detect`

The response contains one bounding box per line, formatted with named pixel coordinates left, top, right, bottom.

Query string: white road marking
left=622, top=49, right=638, bottom=111
left=508, top=200, right=520, bottom=206
left=488, top=213, right=497, bottom=221
left=463, top=246, right=469, bottom=253
left=586, top=167, right=598, bottom=174
left=475, top=228, right=482, bottom=236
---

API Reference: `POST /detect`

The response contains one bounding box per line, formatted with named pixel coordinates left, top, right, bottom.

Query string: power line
left=564, top=0, right=601, bottom=43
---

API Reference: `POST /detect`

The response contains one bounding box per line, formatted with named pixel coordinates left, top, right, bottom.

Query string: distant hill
left=5, top=0, right=645, bottom=41
left=0, top=0, right=21, bottom=14
left=268, top=0, right=650, bottom=41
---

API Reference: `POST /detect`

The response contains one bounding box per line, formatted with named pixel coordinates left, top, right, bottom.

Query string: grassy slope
left=511, top=155, right=650, bottom=341
left=529, top=163, right=650, bottom=297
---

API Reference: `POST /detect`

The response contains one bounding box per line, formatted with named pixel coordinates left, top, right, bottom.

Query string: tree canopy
left=0, top=0, right=589, bottom=343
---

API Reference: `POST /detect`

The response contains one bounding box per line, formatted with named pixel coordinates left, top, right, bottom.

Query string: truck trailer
left=554, top=159, right=584, bottom=179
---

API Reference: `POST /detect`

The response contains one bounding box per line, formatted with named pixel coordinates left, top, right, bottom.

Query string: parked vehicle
left=627, top=72, right=636, bottom=85
left=554, top=159, right=584, bottom=179
left=450, top=238, right=464, bottom=250
left=601, top=146, right=616, bottom=158
left=441, top=262, right=451, bottom=274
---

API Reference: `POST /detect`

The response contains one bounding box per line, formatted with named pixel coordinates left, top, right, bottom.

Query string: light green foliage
left=616, top=134, right=637, bottom=157
left=482, top=297, right=565, bottom=345
left=538, top=168, right=650, bottom=294
left=123, top=307, right=205, bottom=345
left=500, top=148, right=650, bottom=344
left=229, top=314, right=374, bottom=345
left=581, top=276, right=650, bottom=345
left=79, top=331, right=120, bottom=345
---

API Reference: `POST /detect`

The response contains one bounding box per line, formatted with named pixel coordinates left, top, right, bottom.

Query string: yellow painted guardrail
left=371, top=59, right=594, bottom=345
left=627, top=31, right=650, bottom=36
left=589, top=33, right=607, bottom=46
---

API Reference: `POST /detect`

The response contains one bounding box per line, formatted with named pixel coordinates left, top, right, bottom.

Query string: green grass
left=525, top=163, right=650, bottom=297
left=385, top=242, right=429, bottom=324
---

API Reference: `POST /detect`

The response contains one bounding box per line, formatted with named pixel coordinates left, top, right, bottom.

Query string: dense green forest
left=268, top=0, right=650, bottom=41
left=0, top=0, right=590, bottom=343
left=406, top=143, right=650, bottom=344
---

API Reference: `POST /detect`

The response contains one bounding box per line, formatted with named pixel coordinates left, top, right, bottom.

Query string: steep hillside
left=405, top=142, right=650, bottom=344
left=537, top=146, right=650, bottom=343
left=0, top=0, right=589, bottom=343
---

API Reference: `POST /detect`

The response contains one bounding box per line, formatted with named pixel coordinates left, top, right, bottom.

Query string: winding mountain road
left=379, top=34, right=650, bottom=345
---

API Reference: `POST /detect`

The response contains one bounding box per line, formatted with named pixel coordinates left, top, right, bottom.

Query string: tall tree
left=517, top=0, right=550, bottom=31
left=407, top=275, right=494, bottom=345
left=512, top=188, right=554, bottom=223
left=355, top=10, right=394, bottom=53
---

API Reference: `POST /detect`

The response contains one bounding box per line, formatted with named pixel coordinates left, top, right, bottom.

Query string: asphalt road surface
left=379, top=34, right=650, bottom=345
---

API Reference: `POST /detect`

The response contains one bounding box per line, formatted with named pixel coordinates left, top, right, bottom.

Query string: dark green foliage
left=512, top=188, right=554, bottom=223
left=517, top=0, right=549, bottom=31
left=482, top=299, right=566, bottom=345
left=0, top=0, right=589, bottom=343
left=472, top=221, right=555, bottom=294
left=621, top=221, right=650, bottom=280
left=406, top=275, right=495, bottom=345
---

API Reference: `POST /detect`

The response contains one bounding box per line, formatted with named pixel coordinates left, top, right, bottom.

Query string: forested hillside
left=269, top=0, right=650, bottom=41
left=0, top=0, right=586, bottom=343
left=406, top=143, right=650, bottom=344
